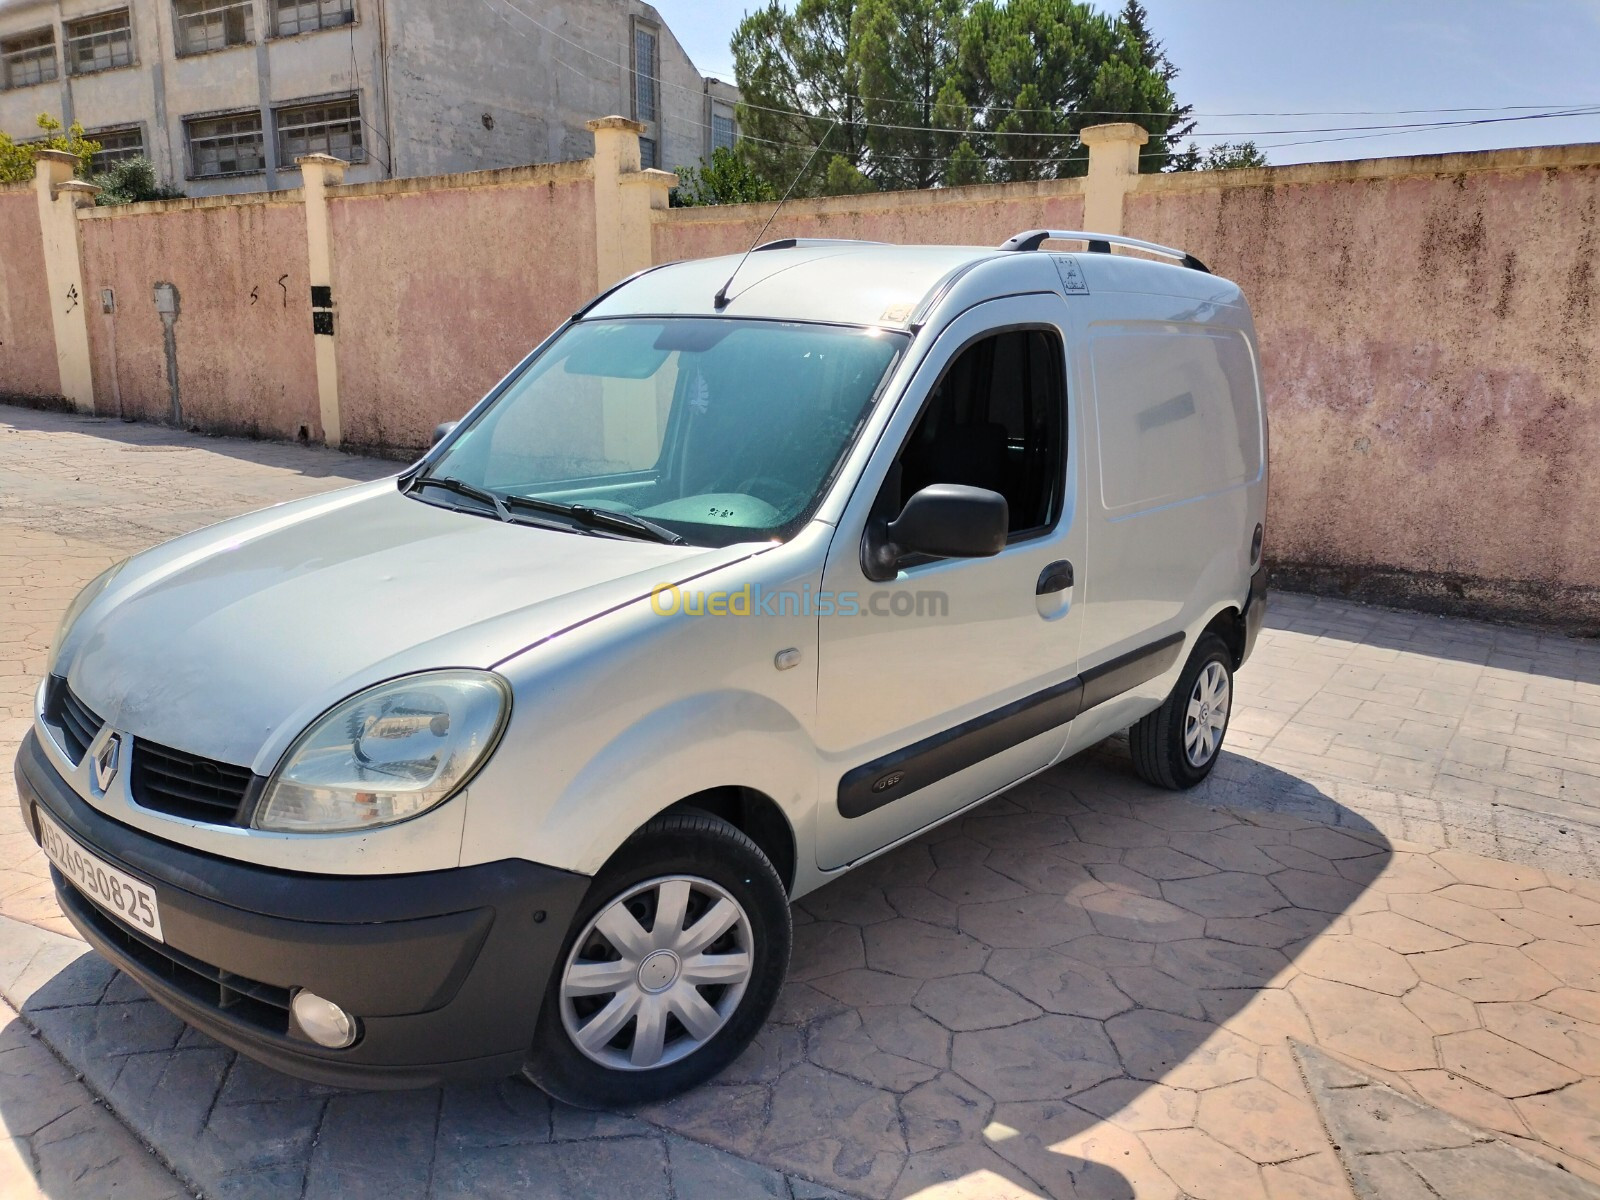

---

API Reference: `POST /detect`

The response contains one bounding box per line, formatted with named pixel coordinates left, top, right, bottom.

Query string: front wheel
left=1129, top=632, right=1234, bottom=790
left=522, top=812, right=791, bottom=1107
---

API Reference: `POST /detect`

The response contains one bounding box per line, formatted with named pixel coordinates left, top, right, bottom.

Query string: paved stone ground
left=0, top=992, right=187, bottom=1200
left=1296, top=1041, right=1600, bottom=1200
left=4, top=405, right=1600, bottom=1199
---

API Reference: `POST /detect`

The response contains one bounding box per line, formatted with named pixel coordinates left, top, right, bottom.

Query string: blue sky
left=651, top=0, right=1600, bottom=164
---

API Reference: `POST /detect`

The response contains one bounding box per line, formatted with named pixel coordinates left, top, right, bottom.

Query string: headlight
left=254, top=671, right=510, bottom=833
left=48, top=559, right=128, bottom=673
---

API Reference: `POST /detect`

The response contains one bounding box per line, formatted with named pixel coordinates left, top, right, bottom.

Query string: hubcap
left=637, top=950, right=680, bottom=992
left=559, top=875, right=754, bottom=1072
left=1183, top=660, right=1231, bottom=767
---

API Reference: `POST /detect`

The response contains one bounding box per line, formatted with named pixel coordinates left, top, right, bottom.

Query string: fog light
left=291, top=989, right=358, bottom=1049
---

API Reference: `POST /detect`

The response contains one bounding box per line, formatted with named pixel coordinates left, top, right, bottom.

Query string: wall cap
left=295, top=153, right=349, bottom=168
left=1136, top=139, right=1600, bottom=196
left=623, top=168, right=679, bottom=188
left=658, top=173, right=1086, bottom=225
left=76, top=188, right=306, bottom=219
left=54, top=179, right=101, bottom=204
left=587, top=115, right=645, bottom=134
left=326, top=157, right=592, bottom=200
left=33, top=149, right=82, bottom=166
left=1079, top=122, right=1150, bottom=147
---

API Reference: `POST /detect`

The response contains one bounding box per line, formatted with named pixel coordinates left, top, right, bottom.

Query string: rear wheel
left=522, top=812, right=791, bottom=1107
left=1129, top=632, right=1234, bottom=790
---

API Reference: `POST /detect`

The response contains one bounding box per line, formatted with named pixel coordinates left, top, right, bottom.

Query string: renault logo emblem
left=92, top=734, right=121, bottom=793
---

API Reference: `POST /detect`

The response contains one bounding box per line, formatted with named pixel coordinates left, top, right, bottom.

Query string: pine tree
left=730, top=0, right=1200, bottom=193
left=1116, top=0, right=1197, bottom=171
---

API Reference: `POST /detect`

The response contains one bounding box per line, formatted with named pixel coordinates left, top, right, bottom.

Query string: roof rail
left=999, top=229, right=1210, bottom=274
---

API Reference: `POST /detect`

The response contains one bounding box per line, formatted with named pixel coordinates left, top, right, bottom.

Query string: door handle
left=1036, top=560, right=1074, bottom=595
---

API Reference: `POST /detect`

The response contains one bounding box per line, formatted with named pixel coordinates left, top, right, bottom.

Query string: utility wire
left=480, top=0, right=1600, bottom=168
left=490, top=0, right=1595, bottom=136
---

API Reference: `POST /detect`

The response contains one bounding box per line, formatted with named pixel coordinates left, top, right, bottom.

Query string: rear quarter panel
left=1060, top=285, right=1266, bottom=751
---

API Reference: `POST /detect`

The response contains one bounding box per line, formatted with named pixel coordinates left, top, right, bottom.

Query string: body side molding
left=837, top=631, right=1187, bottom=819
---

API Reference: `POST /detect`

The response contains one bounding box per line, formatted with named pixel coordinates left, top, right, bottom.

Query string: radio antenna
left=713, top=120, right=838, bottom=310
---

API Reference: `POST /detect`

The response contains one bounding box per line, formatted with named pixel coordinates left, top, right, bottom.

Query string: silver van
left=18, top=231, right=1268, bottom=1106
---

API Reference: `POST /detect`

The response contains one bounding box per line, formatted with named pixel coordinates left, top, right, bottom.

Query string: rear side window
left=1089, top=326, right=1262, bottom=511
left=890, top=328, right=1066, bottom=536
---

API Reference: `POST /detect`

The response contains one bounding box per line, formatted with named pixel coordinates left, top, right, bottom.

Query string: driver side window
left=879, top=327, right=1066, bottom=538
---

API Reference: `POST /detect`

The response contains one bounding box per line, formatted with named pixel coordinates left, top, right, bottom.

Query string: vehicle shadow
left=642, top=747, right=1391, bottom=1198
left=4, top=748, right=1387, bottom=1199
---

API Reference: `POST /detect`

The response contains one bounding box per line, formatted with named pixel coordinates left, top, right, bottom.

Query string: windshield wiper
left=407, top=476, right=575, bottom=534
left=501, top=496, right=688, bottom=546
left=407, top=476, right=686, bottom=545
left=409, top=474, right=509, bottom=516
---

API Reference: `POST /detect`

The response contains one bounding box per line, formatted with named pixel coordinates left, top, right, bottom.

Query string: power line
left=731, top=106, right=1600, bottom=142
left=478, top=0, right=1600, bottom=173
left=488, top=0, right=1600, bottom=145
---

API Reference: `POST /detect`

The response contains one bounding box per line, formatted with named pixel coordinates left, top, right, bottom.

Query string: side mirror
left=861, top=483, right=1009, bottom=581
left=431, top=421, right=459, bottom=447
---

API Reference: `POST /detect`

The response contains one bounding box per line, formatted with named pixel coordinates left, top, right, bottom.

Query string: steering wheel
left=735, top=476, right=807, bottom=513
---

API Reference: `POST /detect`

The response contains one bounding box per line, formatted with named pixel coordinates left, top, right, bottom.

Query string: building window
left=632, top=25, right=658, bottom=124
left=89, top=126, right=145, bottom=171
left=66, top=10, right=134, bottom=74
left=274, top=0, right=354, bottom=37
left=639, top=137, right=657, bottom=170
left=712, top=110, right=736, bottom=152
left=173, top=0, right=254, bottom=55
left=275, top=96, right=362, bottom=164
left=186, top=111, right=264, bottom=176
left=1, top=29, right=58, bottom=89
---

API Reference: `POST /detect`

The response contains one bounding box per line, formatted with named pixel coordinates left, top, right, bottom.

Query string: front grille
left=62, top=881, right=290, bottom=1035
left=130, top=740, right=255, bottom=825
left=44, top=678, right=104, bottom=765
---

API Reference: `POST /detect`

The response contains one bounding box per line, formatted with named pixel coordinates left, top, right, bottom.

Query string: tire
left=521, top=812, right=791, bottom=1108
left=1129, top=632, right=1234, bottom=790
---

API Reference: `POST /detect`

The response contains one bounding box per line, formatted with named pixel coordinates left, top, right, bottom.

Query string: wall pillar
left=1079, top=123, right=1149, bottom=236
left=587, top=116, right=676, bottom=289
left=33, top=150, right=99, bottom=412
left=297, top=153, right=346, bottom=448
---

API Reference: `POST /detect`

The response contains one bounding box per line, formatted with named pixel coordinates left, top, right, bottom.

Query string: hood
left=63, top=481, right=759, bottom=771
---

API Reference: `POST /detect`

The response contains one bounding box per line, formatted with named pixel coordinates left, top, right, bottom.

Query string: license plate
left=36, top=807, right=164, bottom=943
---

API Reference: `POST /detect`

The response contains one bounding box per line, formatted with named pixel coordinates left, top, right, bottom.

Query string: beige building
left=0, top=0, right=738, bottom=196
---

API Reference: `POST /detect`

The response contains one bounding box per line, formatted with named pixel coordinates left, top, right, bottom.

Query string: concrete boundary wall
left=77, top=188, right=317, bottom=439
left=327, top=159, right=601, bottom=452
left=655, top=175, right=1087, bottom=261
left=0, top=184, right=60, bottom=406
left=1124, top=143, right=1600, bottom=625
left=3, top=121, right=1598, bottom=625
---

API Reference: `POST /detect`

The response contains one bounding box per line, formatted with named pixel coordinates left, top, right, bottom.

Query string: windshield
left=419, top=318, right=908, bottom=547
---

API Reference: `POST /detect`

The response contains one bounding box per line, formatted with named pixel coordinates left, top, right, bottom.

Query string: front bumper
left=15, top=729, right=589, bottom=1089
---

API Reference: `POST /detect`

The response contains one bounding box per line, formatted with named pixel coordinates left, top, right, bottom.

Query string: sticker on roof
left=1053, top=256, right=1089, bottom=295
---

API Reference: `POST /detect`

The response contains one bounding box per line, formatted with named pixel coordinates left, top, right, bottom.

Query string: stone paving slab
left=0, top=916, right=839, bottom=1200
left=0, top=989, right=191, bottom=1200
left=6, top=406, right=1600, bottom=1198
left=1296, top=1041, right=1600, bottom=1200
